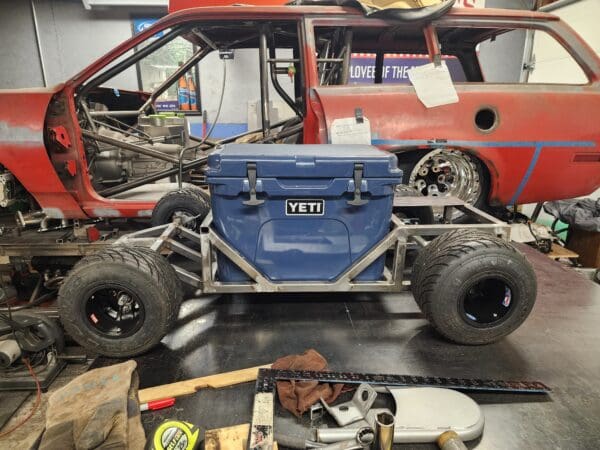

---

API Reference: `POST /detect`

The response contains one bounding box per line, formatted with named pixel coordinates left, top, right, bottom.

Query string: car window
left=477, top=28, right=588, bottom=84
left=80, top=21, right=302, bottom=139
left=349, top=53, right=466, bottom=85
left=314, top=25, right=466, bottom=86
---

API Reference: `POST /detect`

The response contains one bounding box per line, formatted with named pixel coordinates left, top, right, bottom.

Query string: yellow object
left=151, top=420, right=200, bottom=450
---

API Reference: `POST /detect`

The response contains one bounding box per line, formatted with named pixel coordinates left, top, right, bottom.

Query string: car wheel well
left=393, top=147, right=491, bottom=207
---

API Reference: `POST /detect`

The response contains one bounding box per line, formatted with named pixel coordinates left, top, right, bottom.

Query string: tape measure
left=150, top=420, right=200, bottom=450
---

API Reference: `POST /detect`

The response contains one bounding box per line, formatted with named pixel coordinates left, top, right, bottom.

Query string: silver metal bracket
left=347, top=164, right=368, bottom=206
left=321, top=383, right=377, bottom=426
left=243, top=162, right=264, bottom=206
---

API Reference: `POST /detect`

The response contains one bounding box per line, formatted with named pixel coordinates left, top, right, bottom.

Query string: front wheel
left=58, top=246, right=182, bottom=357
left=151, top=187, right=210, bottom=230
left=412, top=230, right=537, bottom=345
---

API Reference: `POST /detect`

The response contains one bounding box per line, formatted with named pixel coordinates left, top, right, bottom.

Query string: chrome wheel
left=408, top=149, right=482, bottom=220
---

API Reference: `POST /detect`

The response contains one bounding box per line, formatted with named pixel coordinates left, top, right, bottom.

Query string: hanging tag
left=407, top=61, right=458, bottom=108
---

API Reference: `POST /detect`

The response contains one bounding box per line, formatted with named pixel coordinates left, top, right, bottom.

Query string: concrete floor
left=122, top=245, right=600, bottom=450
left=2, top=245, right=597, bottom=448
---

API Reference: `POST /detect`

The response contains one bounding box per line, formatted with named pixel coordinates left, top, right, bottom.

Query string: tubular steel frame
left=115, top=196, right=510, bottom=295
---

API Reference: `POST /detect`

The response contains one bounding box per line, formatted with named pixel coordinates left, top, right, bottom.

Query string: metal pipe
left=89, top=110, right=142, bottom=117
left=258, top=24, right=271, bottom=137
left=80, top=101, right=97, bottom=132
left=140, top=45, right=211, bottom=112
left=340, top=30, right=353, bottom=85
left=30, top=0, right=47, bottom=87
left=437, top=431, right=468, bottom=450
left=316, top=58, right=345, bottom=63
left=267, top=58, right=300, bottom=63
left=374, top=412, right=395, bottom=450
left=268, top=36, right=303, bottom=118
left=192, top=28, right=219, bottom=51
left=81, top=129, right=180, bottom=164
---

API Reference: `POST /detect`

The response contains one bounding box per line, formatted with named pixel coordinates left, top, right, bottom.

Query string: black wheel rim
left=460, top=278, right=514, bottom=327
left=84, top=285, right=145, bottom=338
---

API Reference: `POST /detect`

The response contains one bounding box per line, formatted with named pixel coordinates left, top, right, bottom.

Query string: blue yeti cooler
left=205, top=144, right=402, bottom=282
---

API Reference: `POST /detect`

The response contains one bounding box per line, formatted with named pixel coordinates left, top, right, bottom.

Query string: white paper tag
left=330, top=117, right=371, bottom=145
left=407, top=61, right=459, bottom=108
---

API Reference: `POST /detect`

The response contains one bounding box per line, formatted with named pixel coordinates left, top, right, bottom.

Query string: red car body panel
left=0, top=88, right=86, bottom=218
left=0, top=5, right=598, bottom=219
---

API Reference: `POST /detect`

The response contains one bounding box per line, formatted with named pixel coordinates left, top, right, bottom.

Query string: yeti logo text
left=286, top=199, right=324, bottom=216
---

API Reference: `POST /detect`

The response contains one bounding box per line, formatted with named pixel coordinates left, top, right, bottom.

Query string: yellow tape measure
left=151, top=420, right=200, bottom=450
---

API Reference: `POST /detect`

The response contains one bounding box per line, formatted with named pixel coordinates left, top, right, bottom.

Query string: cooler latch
left=243, top=163, right=264, bottom=206
left=347, top=163, right=369, bottom=206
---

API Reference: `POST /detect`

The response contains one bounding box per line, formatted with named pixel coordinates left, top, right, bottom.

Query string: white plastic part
left=0, top=339, right=21, bottom=368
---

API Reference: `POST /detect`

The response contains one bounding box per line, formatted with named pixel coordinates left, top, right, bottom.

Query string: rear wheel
left=58, top=246, right=182, bottom=357
left=412, top=230, right=537, bottom=345
left=151, top=187, right=210, bottom=230
left=397, top=149, right=488, bottom=221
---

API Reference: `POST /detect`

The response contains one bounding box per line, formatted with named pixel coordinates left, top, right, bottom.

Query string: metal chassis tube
left=115, top=196, right=510, bottom=294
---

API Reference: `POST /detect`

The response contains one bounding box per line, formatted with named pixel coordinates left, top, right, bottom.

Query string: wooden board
left=547, top=243, right=579, bottom=260
left=205, top=424, right=278, bottom=450
left=205, top=424, right=250, bottom=450
left=138, top=364, right=271, bottom=404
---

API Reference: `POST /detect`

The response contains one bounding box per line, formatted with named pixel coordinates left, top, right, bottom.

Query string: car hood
left=0, top=85, right=63, bottom=146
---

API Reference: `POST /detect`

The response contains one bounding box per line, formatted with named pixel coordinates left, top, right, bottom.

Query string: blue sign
left=132, top=18, right=163, bottom=38
left=349, top=53, right=466, bottom=85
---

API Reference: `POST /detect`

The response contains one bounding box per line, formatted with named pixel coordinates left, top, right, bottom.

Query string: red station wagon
left=0, top=0, right=598, bottom=229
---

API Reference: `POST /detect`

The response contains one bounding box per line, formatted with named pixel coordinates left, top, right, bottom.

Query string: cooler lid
left=206, top=144, right=402, bottom=179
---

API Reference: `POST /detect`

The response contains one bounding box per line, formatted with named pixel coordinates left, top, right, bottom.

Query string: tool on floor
left=138, top=363, right=271, bottom=404
left=374, top=412, right=395, bottom=450
left=437, top=431, right=468, bottom=450
left=140, top=397, right=176, bottom=412
left=314, top=427, right=375, bottom=450
left=250, top=368, right=550, bottom=450
left=316, top=387, right=484, bottom=444
left=150, top=420, right=200, bottom=450
left=321, top=383, right=377, bottom=426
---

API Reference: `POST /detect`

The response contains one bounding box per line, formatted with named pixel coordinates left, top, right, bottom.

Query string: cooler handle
left=243, top=163, right=265, bottom=206
left=347, top=163, right=369, bottom=206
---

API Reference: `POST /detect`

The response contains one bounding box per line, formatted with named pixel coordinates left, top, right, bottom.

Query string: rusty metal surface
left=0, top=4, right=597, bottom=223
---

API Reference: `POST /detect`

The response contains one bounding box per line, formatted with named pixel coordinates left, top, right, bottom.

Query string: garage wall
left=477, top=0, right=535, bottom=82
left=0, top=0, right=156, bottom=90
left=0, top=1, right=45, bottom=88
left=522, top=0, right=599, bottom=219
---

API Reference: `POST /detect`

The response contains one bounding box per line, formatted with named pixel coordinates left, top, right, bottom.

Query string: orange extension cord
left=0, top=358, right=42, bottom=438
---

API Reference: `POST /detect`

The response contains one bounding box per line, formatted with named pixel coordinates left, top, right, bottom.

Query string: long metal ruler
left=256, top=368, right=551, bottom=394
left=248, top=368, right=550, bottom=450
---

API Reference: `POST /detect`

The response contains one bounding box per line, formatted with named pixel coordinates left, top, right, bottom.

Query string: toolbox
left=206, top=144, right=402, bottom=282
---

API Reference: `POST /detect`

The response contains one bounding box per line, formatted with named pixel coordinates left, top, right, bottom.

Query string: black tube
left=258, top=25, right=271, bottom=137
left=268, top=35, right=303, bottom=118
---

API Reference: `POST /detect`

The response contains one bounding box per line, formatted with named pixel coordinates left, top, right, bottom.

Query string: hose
left=178, top=58, right=228, bottom=189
